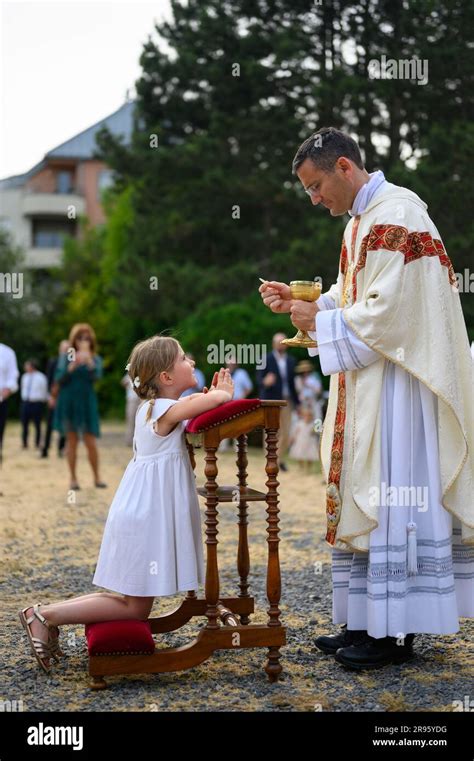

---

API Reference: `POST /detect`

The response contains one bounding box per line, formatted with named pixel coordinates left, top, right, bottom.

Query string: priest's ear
left=336, top=156, right=353, bottom=175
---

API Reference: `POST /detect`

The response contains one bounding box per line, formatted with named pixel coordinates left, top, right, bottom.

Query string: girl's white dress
left=289, top=420, right=319, bottom=461
left=92, top=398, right=205, bottom=597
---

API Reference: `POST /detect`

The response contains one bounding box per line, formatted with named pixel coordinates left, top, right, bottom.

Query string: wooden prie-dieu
left=88, top=398, right=287, bottom=688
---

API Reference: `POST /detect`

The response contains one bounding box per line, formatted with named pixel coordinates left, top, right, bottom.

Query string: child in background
left=288, top=405, right=319, bottom=474
left=19, top=335, right=234, bottom=673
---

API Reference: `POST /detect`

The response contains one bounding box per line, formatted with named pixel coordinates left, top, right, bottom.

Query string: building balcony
left=21, top=191, right=85, bottom=217
left=25, top=247, right=63, bottom=269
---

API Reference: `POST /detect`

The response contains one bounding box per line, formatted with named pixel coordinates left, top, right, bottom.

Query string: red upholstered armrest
left=85, top=619, right=155, bottom=656
left=185, top=399, right=262, bottom=433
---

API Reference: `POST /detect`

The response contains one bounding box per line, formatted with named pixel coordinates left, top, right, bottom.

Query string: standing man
left=0, top=339, right=19, bottom=461
left=226, top=356, right=253, bottom=401
left=218, top=355, right=253, bottom=452
left=257, top=332, right=300, bottom=471
left=260, top=127, right=473, bottom=669
left=20, top=359, right=48, bottom=450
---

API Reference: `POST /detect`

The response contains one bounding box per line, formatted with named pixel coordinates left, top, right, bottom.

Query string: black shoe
left=279, top=462, right=288, bottom=472
left=314, top=625, right=369, bottom=655
left=335, top=634, right=416, bottom=670
left=39, top=451, right=48, bottom=458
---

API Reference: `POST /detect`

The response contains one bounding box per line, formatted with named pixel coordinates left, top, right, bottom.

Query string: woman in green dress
left=53, top=323, right=106, bottom=491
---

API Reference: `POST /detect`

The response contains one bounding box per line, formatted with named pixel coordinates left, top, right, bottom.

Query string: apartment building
left=0, top=101, right=134, bottom=269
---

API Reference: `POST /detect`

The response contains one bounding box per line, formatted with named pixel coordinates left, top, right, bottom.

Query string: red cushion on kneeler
left=85, top=619, right=155, bottom=655
left=185, top=398, right=262, bottom=433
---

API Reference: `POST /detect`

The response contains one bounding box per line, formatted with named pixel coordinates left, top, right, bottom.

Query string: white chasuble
left=307, top=181, right=474, bottom=636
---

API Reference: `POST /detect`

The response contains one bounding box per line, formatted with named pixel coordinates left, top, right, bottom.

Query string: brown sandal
left=19, top=604, right=60, bottom=673
left=49, top=625, right=64, bottom=660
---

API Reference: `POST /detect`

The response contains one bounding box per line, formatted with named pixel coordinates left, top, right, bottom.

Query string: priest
left=259, top=127, right=473, bottom=669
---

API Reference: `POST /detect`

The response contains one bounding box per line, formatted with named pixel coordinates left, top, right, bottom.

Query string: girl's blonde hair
left=126, top=335, right=181, bottom=423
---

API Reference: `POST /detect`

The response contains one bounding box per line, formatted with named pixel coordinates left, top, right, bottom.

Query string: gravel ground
left=0, top=422, right=472, bottom=712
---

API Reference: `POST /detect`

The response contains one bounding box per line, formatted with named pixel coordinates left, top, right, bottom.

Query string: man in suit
left=257, top=332, right=300, bottom=471
left=20, top=359, right=48, bottom=449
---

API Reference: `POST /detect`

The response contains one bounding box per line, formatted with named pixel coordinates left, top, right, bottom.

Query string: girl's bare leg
left=43, top=592, right=154, bottom=625
left=43, top=591, right=119, bottom=605
left=34, top=592, right=125, bottom=614
left=23, top=593, right=154, bottom=666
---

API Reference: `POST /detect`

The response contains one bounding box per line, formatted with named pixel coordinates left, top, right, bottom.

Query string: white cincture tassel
left=407, top=519, right=418, bottom=576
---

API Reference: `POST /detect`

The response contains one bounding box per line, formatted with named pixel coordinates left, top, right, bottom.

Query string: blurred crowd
left=0, top=327, right=327, bottom=481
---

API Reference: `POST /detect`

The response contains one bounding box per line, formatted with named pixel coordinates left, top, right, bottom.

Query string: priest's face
left=296, top=157, right=357, bottom=216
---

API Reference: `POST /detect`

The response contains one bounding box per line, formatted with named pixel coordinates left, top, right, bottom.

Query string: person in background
left=121, top=372, right=141, bottom=447
left=0, top=338, right=19, bottom=462
left=180, top=353, right=205, bottom=397
left=226, top=356, right=253, bottom=399
left=41, top=340, right=69, bottom=459
left=53, top=323, right=106, bottom=491
left=294, top=360, right=323, bottom=413
left=256, top=332, right=300, bottom=471
left=218, top=355, right=253, bottom=452
left=20, top=359, right=48, bottom=450
left=294, top=359, right=325, bottom=450
left=289, top=405, right=320, bottom=473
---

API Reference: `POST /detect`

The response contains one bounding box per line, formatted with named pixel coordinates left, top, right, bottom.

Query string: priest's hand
left=259, top=280, right=292, bottom=313
left=290, top=300, right=319, bottom=332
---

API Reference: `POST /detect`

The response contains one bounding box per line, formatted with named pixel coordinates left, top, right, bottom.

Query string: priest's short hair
left=292, top=127, right=364, bottom=174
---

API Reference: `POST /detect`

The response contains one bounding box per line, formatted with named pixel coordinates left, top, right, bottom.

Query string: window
left=32, top=218, right=76, bottom=248
left=34, top=231, right=64, bottom=247
left=56, top=170, right=73, bottom=194
left=97, top=169, right=113, bottom=195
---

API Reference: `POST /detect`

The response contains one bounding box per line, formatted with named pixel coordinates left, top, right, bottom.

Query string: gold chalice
left=281, top=280, right=321, bottom=348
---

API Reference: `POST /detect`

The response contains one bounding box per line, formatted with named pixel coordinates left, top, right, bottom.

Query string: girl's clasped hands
left=203, top=368, right=234, bottom=399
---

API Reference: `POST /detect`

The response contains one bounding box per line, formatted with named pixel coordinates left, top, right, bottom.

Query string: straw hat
left=295, top=360, right=315, bottom=374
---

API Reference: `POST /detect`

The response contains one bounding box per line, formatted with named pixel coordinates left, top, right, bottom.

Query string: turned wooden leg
left=236, top=434, right=251, bottom=625
left=264, top=425, right=283, bottom=682
left=90, top=676, right=107, bottom=690
left=204, top=445, right=220, bottom=629
left=186, top=442, right=198, bottom=608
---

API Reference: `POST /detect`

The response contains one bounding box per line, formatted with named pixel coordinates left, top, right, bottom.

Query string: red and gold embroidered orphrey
left=325, top=217, right=360, bottom=544
left=353, top=225, right=457, bottom=301
left=326, top=373, right=346, bottom=544
left=339, top=239, right=348, bottom=275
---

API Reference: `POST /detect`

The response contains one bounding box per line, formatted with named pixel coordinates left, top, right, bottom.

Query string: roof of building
left=0, top=100, right=135, bottom=189
left=47, top=100, right=135, bottom=160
